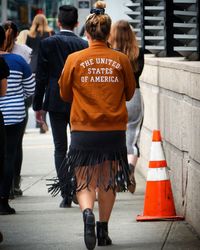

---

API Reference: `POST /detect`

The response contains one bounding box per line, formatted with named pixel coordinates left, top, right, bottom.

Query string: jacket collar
left=59, top=30, right=76, bottom=36
left=60, top=29, right=73, bottom=33
left=89, top=40, right=108, bottom=48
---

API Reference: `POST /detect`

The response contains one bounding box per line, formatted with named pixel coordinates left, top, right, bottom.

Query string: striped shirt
left=0, top=53, right=35, bottom=125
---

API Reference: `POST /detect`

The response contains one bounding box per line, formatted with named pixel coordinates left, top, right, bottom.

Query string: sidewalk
left=0, top=129, right=200, bottom=250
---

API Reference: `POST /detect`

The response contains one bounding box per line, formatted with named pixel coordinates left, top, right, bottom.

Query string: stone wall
left=138, top=55, right=200, bottom=235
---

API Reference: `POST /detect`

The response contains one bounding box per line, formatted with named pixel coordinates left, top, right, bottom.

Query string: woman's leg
left=13, top=118, right=27, bottom=196
left=0, top=120, right=25, bottom=214
left=98, top=188, right=116, bottom=221
left=128, top=154, right=138, bottom=167
left=127, top=154, right=137, bottom=194
left=96, top=161, right=116, bottom=246
left=0, top=121, right=25, bottom=198
left=97, top=161, right=116, bottom=221
left=77, top=189, right=96, bottom=211
left=76, top=167, right=97, bottom=250
left=126, top=89, right=144, bottom=194
left=76, top=161, right=116, bottom=213
left=76, top=166, right=97, bottom=211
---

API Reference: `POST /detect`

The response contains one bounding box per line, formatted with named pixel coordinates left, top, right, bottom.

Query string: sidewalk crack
left=161, top=222, right=173, bottom=250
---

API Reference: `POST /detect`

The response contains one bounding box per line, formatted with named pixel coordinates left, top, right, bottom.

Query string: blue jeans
left=49, top=111, right=70, bottom=197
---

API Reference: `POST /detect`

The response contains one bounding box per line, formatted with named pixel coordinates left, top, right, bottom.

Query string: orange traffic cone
left=137, top=130, right=184, bottom=221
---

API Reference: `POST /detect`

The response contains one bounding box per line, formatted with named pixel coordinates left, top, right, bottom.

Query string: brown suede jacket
left=59, top=41, right=136, bottom=131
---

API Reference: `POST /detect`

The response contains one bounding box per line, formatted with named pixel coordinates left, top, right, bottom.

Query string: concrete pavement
left=0, top=129, right=200, bottom=250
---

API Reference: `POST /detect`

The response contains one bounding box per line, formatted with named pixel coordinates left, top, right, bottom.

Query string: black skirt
left=48, top=131, right=131, bottom=197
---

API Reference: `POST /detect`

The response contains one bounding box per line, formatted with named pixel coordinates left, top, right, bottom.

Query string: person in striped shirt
left=0, top=26, right=35, bottom=215
left=0, top=56, right=9, bottom=243
left=2, top=20, right=33, bottom=198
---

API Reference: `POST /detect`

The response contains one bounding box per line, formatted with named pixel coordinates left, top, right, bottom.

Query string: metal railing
left=126, top=0, right=200, bottom=60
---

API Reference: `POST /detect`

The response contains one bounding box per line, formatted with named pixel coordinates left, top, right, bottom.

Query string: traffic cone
left=137, top=130, right=184, bottom=221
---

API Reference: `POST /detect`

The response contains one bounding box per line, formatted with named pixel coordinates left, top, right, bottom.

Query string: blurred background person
left=26, top=13, right=54, bottom=134
left=16, top=29, right=30, bottom=45
left=0, top=54, right=9, bottom=243
left=2, top=20, right=32, bottom=198
left=0, top=25, right=35, bottom=215
left=26, top=13, right=54, bottom=74
left=109, top=20, right=144, bottom=194
left=57, top=1, right=135, bottom=249
left=3, top=21, right=32, bottom=64
left=33, top=5, right=88, bottom=208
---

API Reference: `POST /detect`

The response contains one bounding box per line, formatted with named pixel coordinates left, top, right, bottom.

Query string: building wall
left=138, top=55, right=200, bottom=235
left=105, top=0, right=131, bottom=23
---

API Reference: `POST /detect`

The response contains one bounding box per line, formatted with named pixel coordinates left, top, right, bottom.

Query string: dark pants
left=0, top=111, right=5, bottom=180
left=49, top=111, right=70, bottom=197
left=0, top=120, right=26, bottom=198
left=14, top=112, right=28, bottom=178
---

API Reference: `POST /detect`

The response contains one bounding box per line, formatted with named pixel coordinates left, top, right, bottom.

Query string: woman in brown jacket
left=53, top=1, right=136, bottom=249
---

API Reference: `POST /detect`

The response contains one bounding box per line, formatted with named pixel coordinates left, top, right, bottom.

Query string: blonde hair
left=28, top=14, right=53, bottom=38
left=85, top=1, right=111, bottom=41
left=109, top=20, right=139, bottom=72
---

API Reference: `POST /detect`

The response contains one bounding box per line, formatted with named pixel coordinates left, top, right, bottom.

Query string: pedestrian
left=32, top=5, right=88, bottom=208
left=0, top=54, right=9, bottom=243
left=0, top=25, right=35, bottom=215
left=0, top=57, right=9, bottom=174
left=16, top=28, right=29, bottom=45
left=26, top=13, right=54, bottom=74
left=3, top=21, right=32, bottom=64
left=56, top=1, right=136, bottom=249
left=109, top=20, right=145, bottom=194
left=26, top=13, right=54, bottom=133
left=2, top=20, right=33, bottom=198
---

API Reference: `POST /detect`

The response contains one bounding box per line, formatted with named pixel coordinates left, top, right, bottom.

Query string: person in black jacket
left=33, top=5, right=88, bottom=208
left=26, top=14, right=54, bottom=134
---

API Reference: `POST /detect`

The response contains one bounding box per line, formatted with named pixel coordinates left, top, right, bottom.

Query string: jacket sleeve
left=58, top=55, right=74, bottom=103
left=32, top=40, right=49, bottom=111
left=20, top=56, right=35, bottom=98
left=134, top=48, right=144, bottom=80
left=123, top=56, right=136, bottom=101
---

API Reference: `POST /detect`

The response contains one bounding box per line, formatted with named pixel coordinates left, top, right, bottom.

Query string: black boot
left=59, top=196, right=72, bottom=208
left=72, top=194, right=79, bottom=205
left=96, top=221, right=112, bottom=246
left=0, top=197, right=16, bottom=215
left=14, top=176, right=23, bottom=196
left=9, top=186, right=15, bottom=200
left=127, top=164, right=136, bottom=194
left=115, top=170, right=126, bottom=192
left=83, top=208, right=96, bottom=250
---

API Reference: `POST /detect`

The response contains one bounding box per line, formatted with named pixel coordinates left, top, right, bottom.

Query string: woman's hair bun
left=94, top=1, right=106, bottom=9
